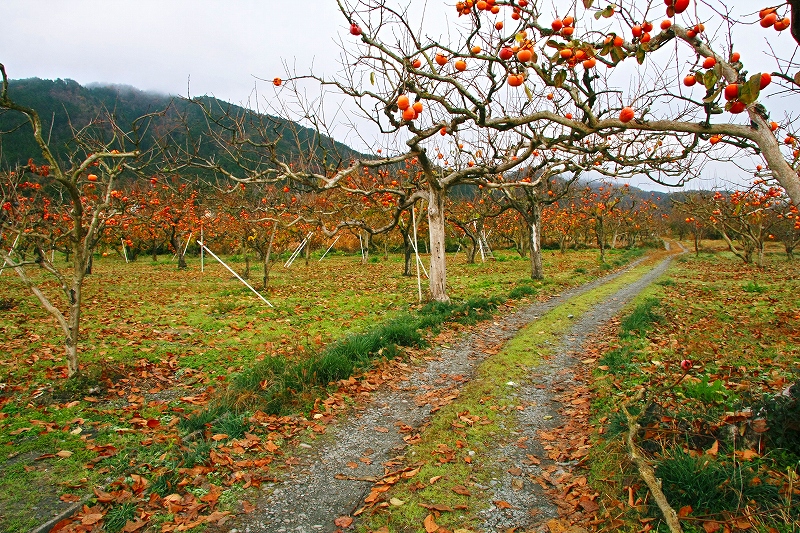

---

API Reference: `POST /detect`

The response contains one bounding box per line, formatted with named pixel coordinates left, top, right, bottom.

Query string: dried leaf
left=334, top=515, right=354, bottom=528
left=424, top=513, right=439, bottom=532
left=452, top=485, right=471, bottom=496
left=495, top=500, right=513, bottom=509
left=678, top=505, right=693, bottom=518
left=56, top=450, right=73, bottom=458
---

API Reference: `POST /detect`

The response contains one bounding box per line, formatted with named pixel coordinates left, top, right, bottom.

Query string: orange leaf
left=334, top=515, right=354, bottom=528
left=211, top=433, right=229, bottom=441
left=265, top=440, right=279, bottom=452
left=122, top=520, right=147, bottom=532
left=81, top=513, right=104, bottom=525
left=60, top=493, right=81, bottom=502
left=423, top=513, right=439, bottom=532
left=56, top=450, right=74, bottom=458
left=451, top=485, right=471, bottom=496
left=495, top=500, right=513, bottom=509
left=678, top=505, right=693, bottom=518
left=146, top=419, right=160, bottom=428
left=94, top=488, right=115, bottom=503
left=242, top=500, right=256, bottom=513
left=702, top=521, right=721, bottom=533
left=705, top=441, right=719, bottom=456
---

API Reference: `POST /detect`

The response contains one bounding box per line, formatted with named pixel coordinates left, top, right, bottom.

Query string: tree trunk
left=171, top=232, right=187, bottom=269
left=243, top=256, right=250, bottom=279
left=530, top=218, right=543, bottom=280
left=596, top=218, right=606, bottom=263
left=427, top=188, right=449, bottom=303
left=66, top=278, right=81, bottom=376
left=465, top=234, right=477, bottom=264
left=402, top=227, right=413, bottom=276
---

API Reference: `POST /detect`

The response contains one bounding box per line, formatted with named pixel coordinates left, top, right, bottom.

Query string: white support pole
left=0, top=234, right=21, bottom=274
left=475, top=222, right=486, bottom=263
left=319, top=235, right=341, bottom=262
left=182, top=232, right=193, bottom=257
left=285, top=232, right=313, bottom=268
left=358, top=234, right=366, bottom=263
left=197, top=241, right=273, bottom=307
left=412, top=207, right=423, bottom=302
left=410, top=208, right=429, bottom=278
left=121, top=239, right=129, bottom=264
left=200, top=226, right=204, bottom=273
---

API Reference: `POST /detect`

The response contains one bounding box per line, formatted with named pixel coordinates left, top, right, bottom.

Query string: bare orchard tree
left=0, top=64, right=161, bottom=376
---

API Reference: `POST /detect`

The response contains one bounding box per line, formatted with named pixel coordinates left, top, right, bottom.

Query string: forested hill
left=0, top=77, right=363, bottom=175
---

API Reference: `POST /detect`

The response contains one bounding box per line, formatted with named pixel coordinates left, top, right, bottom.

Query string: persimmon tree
left=675, top=181, right=785, bottom=266
left=0, top=64, right=159, bottom=376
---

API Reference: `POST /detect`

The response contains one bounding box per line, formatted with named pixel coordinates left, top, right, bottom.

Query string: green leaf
left=703, top=70, right=718, bottom=91
left=524, top=84, right=534, bottom=102
left=611, top=46, right=627, bottom=63
left=554, top=70, right=567, bottom=88
left=703, top=87, right=721, bottom=104
left=636, top=47, right=646, bottom=65
left=694, top=71, right=704, bottom=85
left=545, top=40, right=562, bottom=49
left=594, top=5, right=616, bottom=19
left=370, top=72, right=375, bottom=85
left=738, top=74, right=761, bottom=105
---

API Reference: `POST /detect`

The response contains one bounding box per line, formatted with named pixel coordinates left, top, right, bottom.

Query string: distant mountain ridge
left=0, top=77, right=364, bottom=175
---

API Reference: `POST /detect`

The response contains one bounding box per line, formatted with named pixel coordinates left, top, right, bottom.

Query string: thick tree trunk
left=171, top=233, right=187, bottom=269
left=530, top=221, right=543, bottom=280
left=427, top=188, right=449, bottom=303
left=529, top=201, right=544, bottom=280
left=66, top=279, right=81, bottom=376
left=465, top=234, right=477, bottom=264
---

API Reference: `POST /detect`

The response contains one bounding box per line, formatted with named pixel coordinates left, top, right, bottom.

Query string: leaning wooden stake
left=622, top=390, right=683, bottom=533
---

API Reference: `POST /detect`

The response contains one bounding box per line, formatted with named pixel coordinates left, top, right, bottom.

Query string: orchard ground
left=0, top=243, right=798, bottom=532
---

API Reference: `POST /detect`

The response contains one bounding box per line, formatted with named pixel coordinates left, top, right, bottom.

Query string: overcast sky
left=2, top=1, right=796, bottom=193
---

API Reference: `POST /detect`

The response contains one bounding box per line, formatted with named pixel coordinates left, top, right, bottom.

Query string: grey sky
left=1, top=1, right=796, bottom=192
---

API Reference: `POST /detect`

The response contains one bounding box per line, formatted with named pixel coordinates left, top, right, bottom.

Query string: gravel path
left=479, top=255, right=674, bottom=532
left=222, top=254, right=672, bottom=533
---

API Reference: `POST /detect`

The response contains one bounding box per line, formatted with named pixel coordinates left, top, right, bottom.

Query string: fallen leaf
left=242, top=500, right=256, bottom=513
left=678, top=505, right=693, bottom=518
left=495, top=500, right=513, bottom=509
left=122, top=520, right=147, bottom=532
left=374, top=426, right=389, bottom=433
left=56, top=450, right=73, bottom=458
left=702, top=521, right=721, bottom=533
left=60, top=493, right=81, bottom=502
left=452, top=485, right=471, bottom=496
left=334, top=515, right=354, bottom=528
left=705, top=441, right=718, bottom=456
left=82, top=513, right=104, bottom=525
left=507, top=467, right=523, bottom=476
left=389, top=498, right=405, bottom=506
left=429, top=475, right=443, bottom=484
left=211, top=433, right=229, bottom=441
left=424, top=513, right=439, bottom=533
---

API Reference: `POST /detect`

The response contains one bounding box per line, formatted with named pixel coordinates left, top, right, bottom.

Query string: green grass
left=589, top=249, right=800, bottom=531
